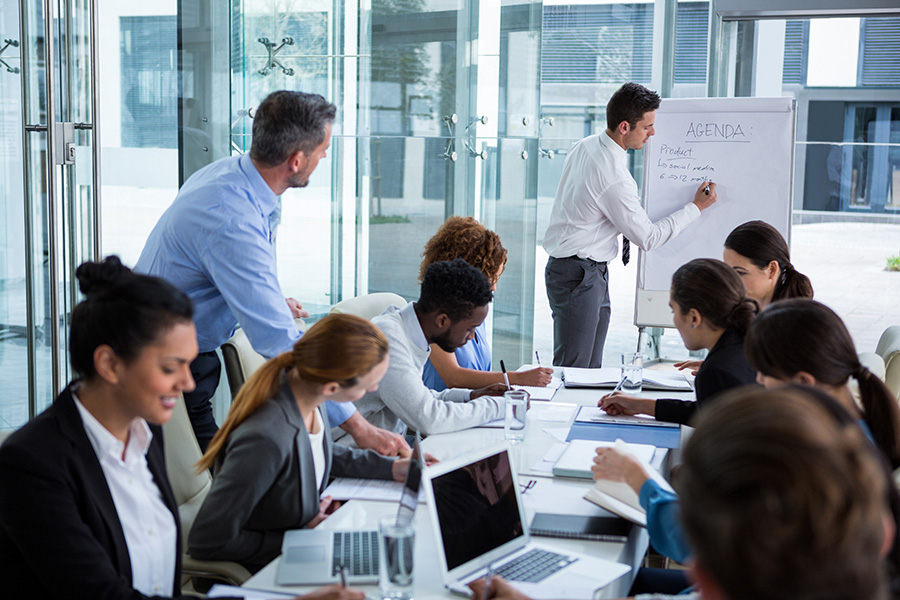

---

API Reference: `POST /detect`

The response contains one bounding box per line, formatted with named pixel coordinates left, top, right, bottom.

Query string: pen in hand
left=482, top=563, right=493, bottom=600
left=535, top=351, right=542, bottom=367
left=500, top=360, right=511, bottom=390
left=339, top=563, right=348, bottom=589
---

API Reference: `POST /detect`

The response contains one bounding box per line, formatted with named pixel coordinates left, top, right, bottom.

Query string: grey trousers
left=545, top=255, right=611, bottom=368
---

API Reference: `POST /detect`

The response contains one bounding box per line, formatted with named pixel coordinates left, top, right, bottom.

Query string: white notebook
left=583, top=439, right=674, bottom=526
left=553, top=439, right=656, bottom=479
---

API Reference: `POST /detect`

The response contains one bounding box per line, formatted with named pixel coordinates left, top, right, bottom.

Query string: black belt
left=553, top=255, right=607, bottom=266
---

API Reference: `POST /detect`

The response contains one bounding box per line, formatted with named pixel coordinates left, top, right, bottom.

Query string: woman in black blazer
left=599, top=259, right=759, bottom=425
left=0, top=256, right=361, bottom=600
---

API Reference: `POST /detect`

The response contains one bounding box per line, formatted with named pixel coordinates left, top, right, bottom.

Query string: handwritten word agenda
left=685, top=121, right=748, bottom=141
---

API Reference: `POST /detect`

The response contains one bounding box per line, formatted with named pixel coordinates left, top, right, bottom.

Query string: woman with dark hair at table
left=599, top=258, right=758, bottom=425
left=473, top=385, right=899, bottom=600
left=676, top=220, right=813, bottom=375
left=0, top=256, right=362, bottom=600
left=746, top=298, right=900, bottom=470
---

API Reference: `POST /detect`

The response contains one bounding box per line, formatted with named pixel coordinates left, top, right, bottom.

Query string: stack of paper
left=562, top=367, right=693, bottom=392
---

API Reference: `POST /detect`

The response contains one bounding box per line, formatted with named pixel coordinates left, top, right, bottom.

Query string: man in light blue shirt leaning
left=136, top=90, right=408, bottom=456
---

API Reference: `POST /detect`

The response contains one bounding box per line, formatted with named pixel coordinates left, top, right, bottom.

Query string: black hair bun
left=76, top=256, right=133, bottom=298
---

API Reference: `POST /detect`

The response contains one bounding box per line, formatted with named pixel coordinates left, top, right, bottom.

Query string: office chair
left=876, top=326, right=900, bottom=401
left=162, top=395, right=251, bottom=589
left=328, top=292, right=407, bottom=320
left=220, top=318, right=306, bottom=399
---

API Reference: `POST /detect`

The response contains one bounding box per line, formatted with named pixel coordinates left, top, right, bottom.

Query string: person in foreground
left=337, top=258, right=507, bottom=442
left=745, top=298, right=900, bottom=469
left=543, top=81, right=717, bottom=368
left=0, top=256, right=362, bottom=600
left=189, top=314, right=426, bottom=572
left=136, top=89, right=405, bottom=456
left=676, top=219, right=814, bottom=375
left=599, top=259, right=758, bottom=425
left=473, top=386, right=898, bottom=600
left=420, top=216, right=553, bottom=391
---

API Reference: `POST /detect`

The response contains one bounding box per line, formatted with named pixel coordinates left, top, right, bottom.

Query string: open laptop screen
left=430, top=449, right=524, bottom=570
left=396, top=436, right=423, bottom=526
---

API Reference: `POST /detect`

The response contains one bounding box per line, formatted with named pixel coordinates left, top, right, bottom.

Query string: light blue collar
left=238, top=153, right=279, bottom=218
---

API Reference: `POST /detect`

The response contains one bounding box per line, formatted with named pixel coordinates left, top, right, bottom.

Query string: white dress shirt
left=72, top=395, right=177, bottom=597
left=543, top=130, right=700, bottom=263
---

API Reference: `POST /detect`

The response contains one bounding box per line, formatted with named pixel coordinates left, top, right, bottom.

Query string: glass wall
left=720, top=13, right=900, bottom=353
left=4, top=0, right=898, bottom=428
left=223, top=0, right=542, bottom=364
left=98, top=0, right=180, bottom=267
left=0, top=0, right=98, bottom=429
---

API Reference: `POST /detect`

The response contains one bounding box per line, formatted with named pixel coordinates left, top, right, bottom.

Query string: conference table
left=242, top=373, right=696, bottom=599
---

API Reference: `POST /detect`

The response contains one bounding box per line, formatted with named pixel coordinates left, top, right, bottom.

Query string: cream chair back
left=221, top=318, right=307, bottom=398
left=876, top=326, right=900, bottom=400
left=329, top=292, right=407, bottom=320
left=162, top=395, right=250, bottom=586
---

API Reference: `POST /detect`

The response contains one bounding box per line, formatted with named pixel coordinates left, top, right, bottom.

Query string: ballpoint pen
left=339, top=563, right=348, bottom=589
left=500, top=360, right=511, bottom=390
left=535, top=351, right=542, bottom=367
left=482, top=563, right=493, bottom=600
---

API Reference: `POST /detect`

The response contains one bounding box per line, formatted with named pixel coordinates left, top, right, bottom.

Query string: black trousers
left=184, top=350, right=222, bottom=453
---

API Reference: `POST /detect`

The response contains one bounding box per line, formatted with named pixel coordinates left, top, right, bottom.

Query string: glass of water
left=379, top=516, right=415, bottom=600
left=504, top=390, right=528, bottom=444
left=620, top=352, right=643, bottom=394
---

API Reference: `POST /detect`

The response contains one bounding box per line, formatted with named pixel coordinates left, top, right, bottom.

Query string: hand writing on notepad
left=598, top=393, right=656, bottom=417
left=510, top=367, right=554, bottom=387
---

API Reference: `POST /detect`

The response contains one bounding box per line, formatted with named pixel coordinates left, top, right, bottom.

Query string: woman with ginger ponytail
left=188, top=314, right=420, bottom=572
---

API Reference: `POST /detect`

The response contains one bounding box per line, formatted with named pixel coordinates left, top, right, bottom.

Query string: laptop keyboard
left=332, top=531, right=380, bottom=577
left=494, top=548, right=578, bottom=583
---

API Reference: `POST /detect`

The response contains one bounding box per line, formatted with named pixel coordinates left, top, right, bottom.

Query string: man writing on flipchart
left=542, top=82, right=718, bottom=368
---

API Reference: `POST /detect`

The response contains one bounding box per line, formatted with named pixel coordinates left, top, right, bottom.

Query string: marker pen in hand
left=703, top=181, right=713, bottom=195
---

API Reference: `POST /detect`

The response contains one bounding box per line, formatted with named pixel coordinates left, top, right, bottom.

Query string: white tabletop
left=243, top=378, right=696, bottom=598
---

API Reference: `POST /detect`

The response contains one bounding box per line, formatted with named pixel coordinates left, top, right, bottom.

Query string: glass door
left=0, top=0, right=99, bottom=428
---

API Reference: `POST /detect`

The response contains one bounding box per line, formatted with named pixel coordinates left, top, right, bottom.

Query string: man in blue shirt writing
left=137, top=90, right=408, bottom=455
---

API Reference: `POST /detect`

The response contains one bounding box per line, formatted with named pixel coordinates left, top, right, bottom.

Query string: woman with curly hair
left=420, top=216, right=553, bottom=391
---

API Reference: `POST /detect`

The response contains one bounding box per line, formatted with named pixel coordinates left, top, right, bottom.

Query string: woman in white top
left=190, top=314, right=424, bottom=572
left=0, top=256, right=360, bottom=600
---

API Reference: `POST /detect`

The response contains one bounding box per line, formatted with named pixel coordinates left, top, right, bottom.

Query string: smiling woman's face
left=113, top=321, right=198, bottom=426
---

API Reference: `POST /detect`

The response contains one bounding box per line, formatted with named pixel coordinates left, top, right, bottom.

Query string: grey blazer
left=187, top=378, right=395, bottom=571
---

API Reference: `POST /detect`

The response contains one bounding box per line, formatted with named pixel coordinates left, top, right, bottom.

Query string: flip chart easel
left=634, top=96, right=796, bottom=329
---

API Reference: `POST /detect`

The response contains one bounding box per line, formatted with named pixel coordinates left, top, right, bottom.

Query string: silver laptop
left=422, top=443, right=631, bottom=600
left=276, top=436, right=424, bottom=586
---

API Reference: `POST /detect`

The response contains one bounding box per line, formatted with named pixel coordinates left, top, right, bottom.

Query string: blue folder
left=566, top=421, right=681, bottom=449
